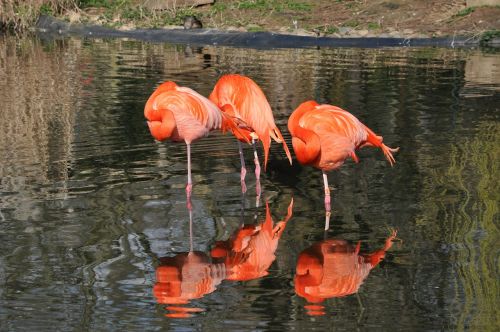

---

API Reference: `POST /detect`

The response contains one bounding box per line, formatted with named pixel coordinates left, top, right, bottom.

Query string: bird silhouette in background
left=211, top=198, right=294, bottom=281
left=288, top=100, right=399, bottom=229
left=209, top=74, right=292, bottom=197
left=294, top=230, right=398, bottom=316
left=183, top=16, right=202, bottom=29
left=144, top=81, right=248, bottom=209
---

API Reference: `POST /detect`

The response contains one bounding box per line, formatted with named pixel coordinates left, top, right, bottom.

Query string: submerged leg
left=186, top=143, right=193, bottom=210
left=238, top=141, right=247, bottom=194
left=252, top=139, right=261, bottom=197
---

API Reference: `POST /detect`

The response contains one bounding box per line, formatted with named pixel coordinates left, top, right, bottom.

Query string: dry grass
left=0, top=0, right=75, bottom=32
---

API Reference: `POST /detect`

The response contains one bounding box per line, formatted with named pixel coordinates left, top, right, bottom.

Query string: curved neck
left=292, top=126, right=321, bottom=165
left=288, top=100, right=321, bottom=165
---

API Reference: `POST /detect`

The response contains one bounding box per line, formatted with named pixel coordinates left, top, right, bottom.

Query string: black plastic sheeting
left=36, top=15, right=484, bottom=49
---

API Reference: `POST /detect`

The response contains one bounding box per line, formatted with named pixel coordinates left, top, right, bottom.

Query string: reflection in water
left=295, top=231, right=397, bottom=316
left=153, top=199, right=293, bottom=318
left=153, top=251, right=226, bottom=318
left=211, top=199, right=293, bottom=281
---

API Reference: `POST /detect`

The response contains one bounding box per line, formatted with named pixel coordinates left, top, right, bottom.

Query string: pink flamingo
left=145, top=81, right=246, bottom=207
left=209, top=74, right=292, bottom=196
left=288, top=100, right=399, bottom=229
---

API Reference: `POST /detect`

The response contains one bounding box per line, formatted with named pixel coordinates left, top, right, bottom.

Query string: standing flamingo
left=288, top=100, right=399, bottom=229
left=209, top=74, right=292, bottom=196
left=144, top=81, right=246, bottom=208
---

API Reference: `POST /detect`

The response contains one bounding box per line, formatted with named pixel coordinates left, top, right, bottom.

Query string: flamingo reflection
left=211, top=199, right=294, bottom=281
left=294, top=230, right=397, bottom=316
left=153, top=251, right=226, bottom=318
left=153, top=209, right=226, bottom=318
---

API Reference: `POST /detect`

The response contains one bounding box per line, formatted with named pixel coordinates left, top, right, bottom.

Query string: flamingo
left=209, top=74, right=292, bottom=196
left=294, top=230, right=398, bottom=316
left=288, top=100, right=399, bottom=229
left=144, top=81, right=246, bottom=208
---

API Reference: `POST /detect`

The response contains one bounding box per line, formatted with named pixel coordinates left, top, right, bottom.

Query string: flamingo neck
left=291, top=126, right=321, bottom=165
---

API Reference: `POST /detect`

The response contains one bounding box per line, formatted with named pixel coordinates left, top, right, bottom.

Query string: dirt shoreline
left=35, top=15, right=499, bottom=49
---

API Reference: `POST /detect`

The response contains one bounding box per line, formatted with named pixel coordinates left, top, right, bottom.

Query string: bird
left=183, top=16, right=203, bottom=29
left=288, top=100, right=399, bottom=228
left=294, top=230, right=398, bottom=316
left=144, top=81, right=247, bottom=208
left=210, top=199, right=293, bottom=281
left=209, top=74, right=292, bottom=196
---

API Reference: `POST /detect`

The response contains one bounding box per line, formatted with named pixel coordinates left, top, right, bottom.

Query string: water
left=0, top=34, right=498, bottom=331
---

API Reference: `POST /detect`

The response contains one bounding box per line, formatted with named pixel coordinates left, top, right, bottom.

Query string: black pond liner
left=35, top=15, right=488, bottom=49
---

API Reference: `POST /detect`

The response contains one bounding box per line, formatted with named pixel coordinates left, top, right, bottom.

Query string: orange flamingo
left=209, top=74, right=292, bottom=196
left=211, top=199, right=293, bottom=281
left=288, top=100, right=399, bottom=228
left=294, top=230, right=398, bottom=316
left=144, top=81, right=246, bottom=207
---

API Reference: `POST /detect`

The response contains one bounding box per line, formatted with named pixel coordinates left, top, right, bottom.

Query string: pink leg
left=186, top=143, right=193, bottom=210
left=252, top=140, right=261, bottom=197
left=323, top=171, right=331, bottom=212
left=238, top=141, right=247, bottom=194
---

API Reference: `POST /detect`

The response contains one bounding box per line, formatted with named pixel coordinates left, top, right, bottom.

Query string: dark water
left=0, top=35, right=498, bottom=331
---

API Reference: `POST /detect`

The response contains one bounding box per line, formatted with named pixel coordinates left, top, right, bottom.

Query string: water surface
left=0, top=35, right=498, bottom=331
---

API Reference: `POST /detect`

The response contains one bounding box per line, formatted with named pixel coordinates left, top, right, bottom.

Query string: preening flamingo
left=209, top=74, right=292, bottom=196
left=144, top=81, right=245, bottom=208
left=288, top=100, right=399, bottom=229
left=294, top=230, right=398, bottom=316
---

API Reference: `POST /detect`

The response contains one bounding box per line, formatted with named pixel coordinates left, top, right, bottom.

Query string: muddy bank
left=35, top=15, right=499, bottom=49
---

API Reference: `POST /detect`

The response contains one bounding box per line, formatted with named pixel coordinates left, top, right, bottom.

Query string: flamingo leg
left=186, top=143, right=193, bottom=210
left=325, top=210, right=331, bottom=231
left=322, top=171, right=331, bottom=212
left=252, top=139, right=262, bottom=197
left=238, top=141, right=247, bottom=194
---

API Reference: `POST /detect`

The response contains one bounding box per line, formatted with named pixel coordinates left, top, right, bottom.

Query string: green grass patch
left=453, top=6, right=475, bottom=17
left=343, top=20, right=359, bottom=28
left=480, top=30, right=500, bottom=46
left=247, top=25, right=265, bottom=32
left=367, top=22, right=380, bottom=30
left=237, top=0, right=312, bottom=12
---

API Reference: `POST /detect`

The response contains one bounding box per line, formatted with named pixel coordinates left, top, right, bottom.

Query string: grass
left=342, top=20, right=359, bottom=28
left=453, top=6, right=475, bottom=18
left=0, top=0, right=76, bottom=32
left=236, top=0, right=312, bottom=12
left=480, top=29, right=500, bottom=46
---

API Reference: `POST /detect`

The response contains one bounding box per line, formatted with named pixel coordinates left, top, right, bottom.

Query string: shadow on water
left=0, top=33, right=498, bottom=330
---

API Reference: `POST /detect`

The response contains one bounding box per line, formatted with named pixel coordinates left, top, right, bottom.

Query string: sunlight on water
left=0, top=34, right=498, bottom=331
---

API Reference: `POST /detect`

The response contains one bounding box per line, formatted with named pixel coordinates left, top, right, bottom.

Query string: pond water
left=0, top=34, right=498, bottom=331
